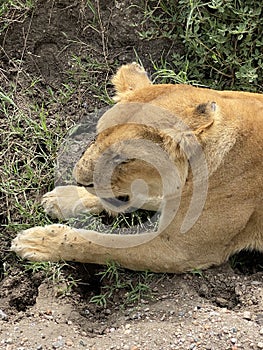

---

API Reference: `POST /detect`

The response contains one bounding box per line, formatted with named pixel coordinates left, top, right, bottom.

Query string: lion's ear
left=192, top=101, right=217, bottom=135
left=111, top=63, right=152, bottom=101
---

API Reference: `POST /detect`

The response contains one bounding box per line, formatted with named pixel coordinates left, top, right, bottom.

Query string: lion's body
left=12, top=64, right=263, bottom=272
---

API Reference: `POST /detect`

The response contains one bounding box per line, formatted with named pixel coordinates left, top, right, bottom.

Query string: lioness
left=12, top=63, right=263, bottom=273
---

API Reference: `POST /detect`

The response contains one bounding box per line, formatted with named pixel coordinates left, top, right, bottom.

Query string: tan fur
left=111, top=62, right=152, bottom=101
left=12, top=64, right=263, bottom=273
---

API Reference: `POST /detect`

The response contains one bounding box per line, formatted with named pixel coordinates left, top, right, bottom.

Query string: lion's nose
left=73, top=162, right=94, bottom=187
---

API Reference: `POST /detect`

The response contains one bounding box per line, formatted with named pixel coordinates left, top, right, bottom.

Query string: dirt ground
left=0, top=1, right=263, bottom=349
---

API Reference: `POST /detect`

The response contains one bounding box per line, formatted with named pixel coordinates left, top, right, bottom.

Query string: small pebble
left=79, top=339, right=87, bottom=347
left=66, top=339, right=74, bottom=346
left=258, top=342, right=263, bottom=349
left=52, top=336, right=64, bottom=349
left=21, top=337, right=28, bottom=344
left=0, top=309, right=8, bottom=320
left=216, top=297, right=228, bottom=307
left=243, top=311, right=251, bottom=320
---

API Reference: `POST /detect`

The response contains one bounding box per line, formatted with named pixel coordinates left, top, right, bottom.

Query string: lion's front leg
left=11, top=224, right=185, bottom=272
left=11, top=224, right=151, bottom=267
left=41, top=185, right=103, bottom=220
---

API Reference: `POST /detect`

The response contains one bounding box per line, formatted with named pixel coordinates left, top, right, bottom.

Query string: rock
left=257, top=342, right=263, bottom=349
left=0, top=309, right=8, bottom=320
left=79, top=339, right=87, bottom=347
left=243, top=311, right=251, bottom=320
left=215, top=297, right=228, bottom=307
left=199, top=284, right=209, bottom=297
left=52, top=336, right=64, bottom=349
left=66, top=339, right=74, bottom=346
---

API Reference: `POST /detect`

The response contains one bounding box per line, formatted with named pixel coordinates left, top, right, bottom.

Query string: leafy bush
left=141, top=0, right=263, bottom=91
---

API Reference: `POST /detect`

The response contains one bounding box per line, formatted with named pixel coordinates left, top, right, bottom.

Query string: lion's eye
left=112, top=155, right=134, bottom=164
left=112, top=154, right=127, bottom=164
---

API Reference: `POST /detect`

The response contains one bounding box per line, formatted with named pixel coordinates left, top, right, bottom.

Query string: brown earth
left=0, top=1, right=263, bottom=349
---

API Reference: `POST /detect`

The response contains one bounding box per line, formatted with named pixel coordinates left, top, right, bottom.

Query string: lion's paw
left=11, top=225, right=68, bottom=261
left=41, top=185, right=91, bottom=220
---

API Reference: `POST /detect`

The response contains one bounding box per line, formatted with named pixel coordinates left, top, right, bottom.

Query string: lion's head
left=73, top=123, right=181, bottom=207
left=73, top=101, right=219, bottom=213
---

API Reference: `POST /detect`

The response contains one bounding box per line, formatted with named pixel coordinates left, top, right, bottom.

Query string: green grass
left=139, top=0, right=263, bottom=91
left=66, top=55, right=114, bottom=105
left=66, top=210, right=160, bottom=235
left=0, top=87, right=65, bottom=231
left=90, top=261, right=156, bottom=308
left=24, top=261, right=79, bottom=296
